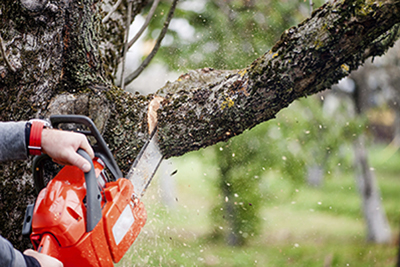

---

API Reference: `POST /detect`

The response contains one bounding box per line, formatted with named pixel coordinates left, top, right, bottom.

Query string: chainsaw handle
left=37, top=233, right=59, bottom=256
left=77, top=149, right=102, bottom=232
left=32, top=154, right=51, bottom=194
left=50, top=115, right=123, bottom=180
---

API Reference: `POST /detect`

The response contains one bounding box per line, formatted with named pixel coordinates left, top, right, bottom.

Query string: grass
left=116, top=143, right=400, bottom=266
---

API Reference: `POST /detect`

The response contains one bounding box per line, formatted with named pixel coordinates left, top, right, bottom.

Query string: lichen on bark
left=155, top=0, right=400, bottom=158
left=1, top=0, right=400, bottom=250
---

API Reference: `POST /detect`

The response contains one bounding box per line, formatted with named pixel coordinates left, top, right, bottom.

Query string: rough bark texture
left=1, top=0, right=400, bottom=249
left=156, top=0, right=400, bottom=157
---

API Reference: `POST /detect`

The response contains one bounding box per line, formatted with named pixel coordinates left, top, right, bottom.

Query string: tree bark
left=1, top=0, right=400, bottom=248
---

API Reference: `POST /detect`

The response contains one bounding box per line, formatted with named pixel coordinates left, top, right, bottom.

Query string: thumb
left=24, top=249, right=63, bottom=267
left=71, top=152, right=92, bottom=173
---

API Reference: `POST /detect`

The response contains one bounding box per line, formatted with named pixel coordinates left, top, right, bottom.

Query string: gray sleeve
left=0, top=235, right=27, bottom=267
left=0, top=121, right=28, bottom=162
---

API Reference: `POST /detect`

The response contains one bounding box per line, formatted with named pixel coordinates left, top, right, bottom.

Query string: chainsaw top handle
left=50, top=115, right=123, bottom=180
left=77, top=148, right=102, bottom=232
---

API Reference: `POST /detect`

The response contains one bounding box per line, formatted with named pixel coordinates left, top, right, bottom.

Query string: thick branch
left=2, top=0, right=400, bottom=166
left=1, top=0, right=400, bottom=248
left=100, top=0, right=400, bottom=169
left=153, top=0, right=400, bottom=158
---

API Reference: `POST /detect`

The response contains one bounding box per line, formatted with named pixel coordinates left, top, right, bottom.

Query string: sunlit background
left=113, top=0, right=400, bottom=265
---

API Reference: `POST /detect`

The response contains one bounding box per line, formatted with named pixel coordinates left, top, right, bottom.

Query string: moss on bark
left=0, top=0, right=400, bottom=248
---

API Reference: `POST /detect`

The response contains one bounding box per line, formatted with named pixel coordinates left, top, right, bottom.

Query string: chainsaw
left=21, top=115, right=163, bottom=266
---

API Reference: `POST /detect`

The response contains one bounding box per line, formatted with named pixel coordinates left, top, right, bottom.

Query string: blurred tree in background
left=136, top=0, right=393, bottom=246
left=146, top=0, right=313, bottom=71
left=143, top=0, right=321, bottom=246
left=208, top=94, right=367, bottom=245
left=3, top=0, right=400, bottom=260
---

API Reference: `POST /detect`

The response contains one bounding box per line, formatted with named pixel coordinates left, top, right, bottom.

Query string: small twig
left=309, top=0, right=313, bottom=16
left=365, top=24, right=400, bottom=60
left=127, top=0, right=161, bottom=50
left=120, top=0, right=134, bottom=90
left=124, top=0, right=179, bottom=86
left=102, top=0, right=123, bottom=24
left=0, top=34, right=16, bottom=73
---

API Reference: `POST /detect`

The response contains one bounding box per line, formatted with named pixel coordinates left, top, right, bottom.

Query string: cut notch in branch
left=148, top=96, right=164, bottom=134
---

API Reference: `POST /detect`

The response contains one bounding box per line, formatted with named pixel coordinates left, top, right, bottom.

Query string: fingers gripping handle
left=50, top=114, right=123, bottom=180
left=77, top=149, right=102, bottom=232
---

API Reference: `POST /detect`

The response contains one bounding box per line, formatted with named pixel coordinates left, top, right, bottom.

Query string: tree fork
left=1, top=0, right=400, bottom=248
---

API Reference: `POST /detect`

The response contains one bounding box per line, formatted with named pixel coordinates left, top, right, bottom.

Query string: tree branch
left=102, top=0, right=123, bottom=24
left=2, top=0, right=400, bottom=248
left=127, top=0, right=161, bottom=50
left=153, top=0, right=400, bottom=158
left=120, top=0, right=134, bottom=90
left=123, top=0, right=179, bottom=85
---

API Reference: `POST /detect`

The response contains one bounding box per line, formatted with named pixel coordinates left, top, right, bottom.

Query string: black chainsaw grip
left=77, top=149, right=102, bottom=232
left=50, top=115, right=123, bottom=180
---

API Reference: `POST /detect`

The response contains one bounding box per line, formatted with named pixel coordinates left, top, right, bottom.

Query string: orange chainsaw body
left=30, top=160, right=147, bottom=266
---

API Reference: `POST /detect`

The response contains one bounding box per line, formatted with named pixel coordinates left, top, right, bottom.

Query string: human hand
left=41, top=129, right=95, bottom=172
left=23, top=249, right=63, bottom=267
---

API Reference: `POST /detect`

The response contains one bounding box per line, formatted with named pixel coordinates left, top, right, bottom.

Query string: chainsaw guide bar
left=126, top=127, right=164, bottom=198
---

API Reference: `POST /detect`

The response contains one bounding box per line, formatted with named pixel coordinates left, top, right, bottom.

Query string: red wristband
left=28, top=121, right=45, bottom=155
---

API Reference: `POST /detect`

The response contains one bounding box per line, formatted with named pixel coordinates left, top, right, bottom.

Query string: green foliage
left=142, top=0, right=365, bottom=247
left=271, top=95, right=367, bottom=177
left=146, top=0, right=324, bottom=71
left=117, top=144, right=400, bottom=266
left=211, top=141, right=264, bottom=245
left=208, top=94, right=366, bottom=245
left=215, top=93, right=366, bottom=185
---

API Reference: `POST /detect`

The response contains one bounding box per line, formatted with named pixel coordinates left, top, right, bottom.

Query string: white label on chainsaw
left=112, top=205, right=135, bottom=245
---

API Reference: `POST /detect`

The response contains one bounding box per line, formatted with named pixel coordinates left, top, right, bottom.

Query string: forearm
left=0, top=121, right=28, bottom=161
left=0, top=235, right=27, bottom=267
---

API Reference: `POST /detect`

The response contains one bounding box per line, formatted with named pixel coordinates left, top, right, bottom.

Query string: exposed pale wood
left=1, top=0, right=400, bottom=248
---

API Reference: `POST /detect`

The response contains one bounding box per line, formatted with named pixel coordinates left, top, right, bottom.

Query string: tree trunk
left=217, top=145, right=245, bottom=247
left=306, top=163, right=324, bottom=187
left=393, top=107, right=400, bottom=147
left=349, top=64, right=393, bottom=243
left=353, top=135, right=391, bottom=243
left=1, top=0, right=400, bottom=248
